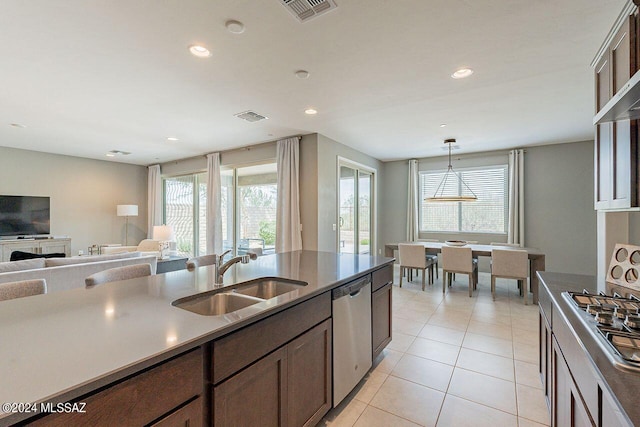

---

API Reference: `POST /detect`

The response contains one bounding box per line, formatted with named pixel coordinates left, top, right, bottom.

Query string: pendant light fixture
left=425, top=138, right=477, bottom=202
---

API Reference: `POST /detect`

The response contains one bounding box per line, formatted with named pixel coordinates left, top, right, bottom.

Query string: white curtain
left=406, top=159, right=419, bottom=242
left=206, top=153, right=223, bottom=255
left=276, top=137, right=303, bottom=253
left=508, top=149, right=525, bottom=246
left=147, top=164, right=162, bottom=238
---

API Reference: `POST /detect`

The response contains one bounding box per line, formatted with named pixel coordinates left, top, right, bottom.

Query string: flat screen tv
left=0, top=195, right=50, bottom=237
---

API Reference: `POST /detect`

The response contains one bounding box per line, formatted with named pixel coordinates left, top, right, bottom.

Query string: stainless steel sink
left=172, top=292, right=264, bottom=316
left=232, top=278, right=307, bottom=299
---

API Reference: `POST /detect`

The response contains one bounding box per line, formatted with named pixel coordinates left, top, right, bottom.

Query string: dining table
left=385, top=242, right=546, bottom=304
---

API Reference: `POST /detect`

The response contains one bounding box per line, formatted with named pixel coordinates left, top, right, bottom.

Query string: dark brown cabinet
left=372, top=283, right=392, bottom=358
left=213, top=319, right=332, bottom=427
left=539, top=307, right=552, bottom=410
left=287, top=319, right=332, bottom=427
left=28, top=348, right=204, bottom=427
left=552, top=339, right=593, bottom=427
left=214, top=347, right=288, bottom=427
left=372, top=265, right=393, bottom=359
left=594, top=12, right=639, bottom=210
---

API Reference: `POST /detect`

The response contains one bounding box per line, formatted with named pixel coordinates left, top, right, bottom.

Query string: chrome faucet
left=215, top=251, right=257, bottom=285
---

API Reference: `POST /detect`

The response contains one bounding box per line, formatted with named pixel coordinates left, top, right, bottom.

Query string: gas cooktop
left=564, top=290, right=640, bottom=369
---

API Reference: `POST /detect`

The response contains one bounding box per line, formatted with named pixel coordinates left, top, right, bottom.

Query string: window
left=419, top=165, right=508, bottom=234
left=163, top=173, right=206, bottom=257
left=163, top=163, right=277, bottom=258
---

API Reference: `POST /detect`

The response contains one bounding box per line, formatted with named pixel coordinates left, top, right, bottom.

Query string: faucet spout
left=215, top=252, right=257, bottom=284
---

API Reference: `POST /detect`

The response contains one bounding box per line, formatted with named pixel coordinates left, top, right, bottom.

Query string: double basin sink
left=172, top=278, right=307, bottom=316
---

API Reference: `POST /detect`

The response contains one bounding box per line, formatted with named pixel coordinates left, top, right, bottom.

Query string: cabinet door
left=214, top=347, right=287, bottom=427
left=2, top=242, right=40, bottom=261
left=595, top=123, right=612, bottom=209
left=610, top=121, right=633, bottom=209
left=539, top=308, right=551, bottom=410
left=40, top=240, right=70, bottom=256
left=287, top=319, right=332, bottom=427
left=372, top=283, right=392, bottom=358
left=552, top=340, right=593, bottom=427
left=611, top=16, right=632, bottom=95
left=595, top=54, right=610, bottom=112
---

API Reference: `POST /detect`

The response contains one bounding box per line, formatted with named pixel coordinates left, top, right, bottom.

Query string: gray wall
left=299, top=134, right=385, bottom=254
left=0, top=147, right=147, bottom=255
left=524, top=141, right=596, bottom=275
left=380, top=141, right=597, bottom=275
left=299, top=134, right=319, bottom=250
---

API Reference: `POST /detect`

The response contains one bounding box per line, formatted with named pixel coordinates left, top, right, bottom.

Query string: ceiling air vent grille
left=280, top=0, right=337, bottom=22
left=234, top=111, right=269, bottom=123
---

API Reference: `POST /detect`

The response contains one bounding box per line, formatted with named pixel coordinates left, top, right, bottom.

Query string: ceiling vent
left=280, top=0, right=337, bottom=22
left=234, top=111, right=269, bottom=122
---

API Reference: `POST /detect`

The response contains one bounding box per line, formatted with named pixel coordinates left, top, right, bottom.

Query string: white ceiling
left=0, top=0, right=626, bottom=165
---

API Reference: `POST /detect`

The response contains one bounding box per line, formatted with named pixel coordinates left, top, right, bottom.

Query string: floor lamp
left=117, top=205, right=138, bottom=246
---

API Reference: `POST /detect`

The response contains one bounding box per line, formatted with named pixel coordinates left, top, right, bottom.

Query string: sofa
left=100, top=239, right=162, bottom=257
left=0, top=251, right=158, bottom=294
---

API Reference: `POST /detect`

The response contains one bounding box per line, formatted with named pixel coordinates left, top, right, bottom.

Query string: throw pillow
left=10, top=251, right=65, bottom=261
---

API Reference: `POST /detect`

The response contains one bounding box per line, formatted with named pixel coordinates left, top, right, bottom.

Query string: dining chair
left=399, top=244, right=435, bottom=290
left=85, top=264, right=152, bottom=287
left=418, top=239, right=439, bottom=279
left=186, top=254, right=218, bottom=270
left=441, top=246, right=478, bottom=297
left=491, top=249, right=529, bottom=304
left=0, top=279, right=47, bottom=301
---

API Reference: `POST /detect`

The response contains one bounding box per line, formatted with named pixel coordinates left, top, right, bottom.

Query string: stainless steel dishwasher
left=332, top=276, right=372, bottom=406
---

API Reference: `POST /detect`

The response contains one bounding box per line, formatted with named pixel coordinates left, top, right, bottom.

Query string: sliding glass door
left=163, top=173, right=206, bottom=257
left=338, top=161, right=374, bottom=255
left=222, top=163, right=277, bottom=257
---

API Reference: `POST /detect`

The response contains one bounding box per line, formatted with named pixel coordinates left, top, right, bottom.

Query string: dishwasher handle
left=332, top=277, right=370, bottom=300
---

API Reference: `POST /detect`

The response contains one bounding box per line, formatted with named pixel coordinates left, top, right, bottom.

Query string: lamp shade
left=152, top=225, right=175, bottom=241
left=117, top=205, right=138, bottom=217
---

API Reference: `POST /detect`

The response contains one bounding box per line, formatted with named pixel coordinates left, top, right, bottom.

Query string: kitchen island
left=0, top=250, right=394, bottom=426
left=538, top=272, right=638, bottom=426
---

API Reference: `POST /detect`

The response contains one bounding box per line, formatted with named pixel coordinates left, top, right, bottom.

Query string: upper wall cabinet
left=594, top=7, right=639, bottom=210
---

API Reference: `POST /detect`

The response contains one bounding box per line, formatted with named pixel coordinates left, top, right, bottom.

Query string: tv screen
left=0, top=196, right=50, bottom=237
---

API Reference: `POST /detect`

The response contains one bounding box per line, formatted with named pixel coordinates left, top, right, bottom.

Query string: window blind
left=419, top=165, right=508, bottom=233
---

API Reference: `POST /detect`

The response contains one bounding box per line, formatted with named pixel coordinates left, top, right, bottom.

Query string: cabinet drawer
left=372, top=264, right=392, bottom=292
left=29, top=348, right=203, bottom=426
left=150, top=397, right=203, bottom=427
left=213, top=292, right=331, bottom=384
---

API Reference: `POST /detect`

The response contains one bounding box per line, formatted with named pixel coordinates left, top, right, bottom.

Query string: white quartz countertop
left=0, top=250, right=393, bottom=424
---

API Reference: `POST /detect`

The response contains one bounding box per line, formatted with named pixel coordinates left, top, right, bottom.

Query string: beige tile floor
left=319, top=266, right=551, bottom=427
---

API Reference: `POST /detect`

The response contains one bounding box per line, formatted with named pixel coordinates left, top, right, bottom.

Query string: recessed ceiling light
left=189, top=45, right=211, bottom=58
left=167, top=137, right=179, bottom=142
left=225, top=20, right=245, bottom=34
left=305, top=108, right=317, bottom=115
left=9, top=123, right=26, bottom=128
left=295, top=70, right=310, bottom=79
left=451, top=68, right=474, bottom=79
left=440, top=124, right=447, bottom=128
left=105, top=153, right=115, bottom=157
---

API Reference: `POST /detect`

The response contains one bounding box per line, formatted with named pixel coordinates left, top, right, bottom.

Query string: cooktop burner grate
left=567, top=291, right=640, bottom=366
